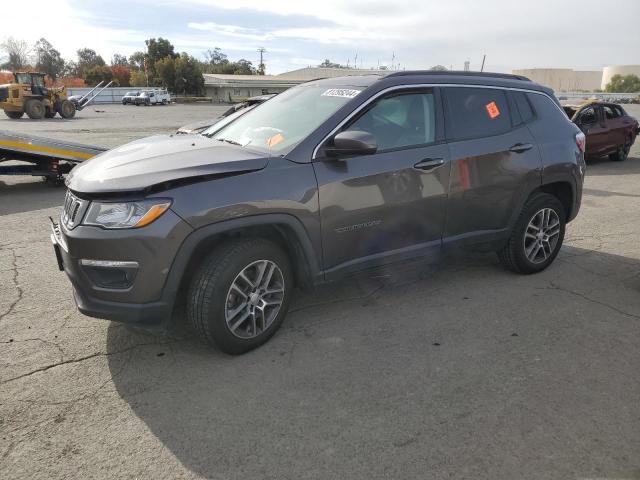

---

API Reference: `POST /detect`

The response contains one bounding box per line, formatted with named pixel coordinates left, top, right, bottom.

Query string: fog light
left=80, top=259, right=139, bottom=289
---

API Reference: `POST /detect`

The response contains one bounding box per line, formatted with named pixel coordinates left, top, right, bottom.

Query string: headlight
left=83, top=199, right=171, bottom=229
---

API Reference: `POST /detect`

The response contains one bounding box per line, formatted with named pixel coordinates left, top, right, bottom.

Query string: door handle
left=509, top=143, right=533, bottom=154
left=413, top=157, right=444, bottom=171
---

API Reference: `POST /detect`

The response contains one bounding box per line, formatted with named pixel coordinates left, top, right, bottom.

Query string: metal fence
left=67, top=87, right=164, bottom=104
left=558, top=92, right=640, bottom=102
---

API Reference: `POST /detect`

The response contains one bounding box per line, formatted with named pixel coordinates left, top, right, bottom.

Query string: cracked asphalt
left=1, top=104, right=640, bottom=480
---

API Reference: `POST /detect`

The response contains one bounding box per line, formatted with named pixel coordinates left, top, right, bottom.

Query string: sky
left=1, top=0, right=638, bottom=74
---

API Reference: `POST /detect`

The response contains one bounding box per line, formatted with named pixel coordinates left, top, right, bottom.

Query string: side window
left=513, top=91, right=534, bottom=123
left=445, top=87, right=511, bottom=139
left=344, top=92, right=436, bottom=151
left=603, top=105, right=618, bottom=120
left=580, top=107, right=597, bottom=124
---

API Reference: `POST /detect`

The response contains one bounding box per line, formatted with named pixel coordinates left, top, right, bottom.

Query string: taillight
left=575, top=132, right=586, bottom=153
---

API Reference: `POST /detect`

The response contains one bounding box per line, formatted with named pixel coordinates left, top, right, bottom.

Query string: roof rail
left=385, top=70, right=532, bottom=82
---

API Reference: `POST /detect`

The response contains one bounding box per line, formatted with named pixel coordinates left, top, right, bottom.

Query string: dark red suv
left=564, top=101, right=639, bottom=161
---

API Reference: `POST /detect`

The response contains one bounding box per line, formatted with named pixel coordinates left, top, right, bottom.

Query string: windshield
left=201, top=104, right=259, bottom=136
left=211, top=84, right=362, bottom=155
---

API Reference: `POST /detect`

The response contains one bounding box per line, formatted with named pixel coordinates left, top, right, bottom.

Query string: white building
left=204, top=67, right=389, bottom=102
left=511, top=68, right=602, bottom=92
left=601, top=65, right=640, bottom=90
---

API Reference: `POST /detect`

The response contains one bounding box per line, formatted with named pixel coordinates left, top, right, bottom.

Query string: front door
left=313, top=89, right=450, bottom=276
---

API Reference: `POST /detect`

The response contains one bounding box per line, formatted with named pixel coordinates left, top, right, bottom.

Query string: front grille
left=62, top=191, right=89, bottom=229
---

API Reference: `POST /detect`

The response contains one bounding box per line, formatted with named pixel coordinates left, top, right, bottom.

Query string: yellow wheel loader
left=0, top=72, right=76, bottom=119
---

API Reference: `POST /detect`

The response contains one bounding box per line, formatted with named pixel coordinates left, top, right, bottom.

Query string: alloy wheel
left=224, top=260, right=285, bottom=339
left=523, top=208, right=561, bottom=264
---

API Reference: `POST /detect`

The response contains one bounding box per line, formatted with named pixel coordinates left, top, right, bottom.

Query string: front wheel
left=57, top=100, right=76, bottom=119
left=497, top=192, right=566, bottom=274
left=187, top=238, right=293, bottom=354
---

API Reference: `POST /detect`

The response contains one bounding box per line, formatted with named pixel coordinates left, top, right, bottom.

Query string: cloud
left=1, top=0, right=637, bottom=74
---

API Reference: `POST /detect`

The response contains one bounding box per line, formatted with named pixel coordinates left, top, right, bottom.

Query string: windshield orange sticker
left=485, top=101, right=500, bottom=119
left=267, top=133, right=284, bottom=147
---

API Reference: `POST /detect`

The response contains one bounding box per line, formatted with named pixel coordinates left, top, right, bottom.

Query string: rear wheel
left=24, top=99, right=45, bottom=119
left=610, top=137, right=631, bottom=162
left=497, top=192, right=566, bottom=274
left=4, top=110, right=24, bottom=119
left=187, top=238, right=293, bottom=354
left=57, top=100, right=76, bottom=119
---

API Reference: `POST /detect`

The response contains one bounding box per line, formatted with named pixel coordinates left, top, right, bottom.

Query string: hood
left=66, top=134, right=268, bottom=194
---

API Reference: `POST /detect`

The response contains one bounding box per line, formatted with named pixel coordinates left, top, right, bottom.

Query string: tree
left=429, top=65, right=448, bottom=71
left=605, top=74, right=640, bottom=93
left=175, top=54, right=204, bottom=95
left=156, top=53, right=203, bottom=95
left=1, top=37, right=30, bottom=70
left=155, top=56, right=176, bottom=90
left=111, top=54, right=129, bottom=67
left=232, top=59, right=255, bottom=75
left=130, top=69, right=147, bottom=87
left=76, top=48, right=105, bottom=78
left=84, top=65, right=113, bottom=86
left=145, top=38, right=176, bottom=82
left=34, top=38, right=65, bottom=81
left=204, top=48, right=228, bottom=66
left=110, top=65, right=131, bottom=87
left=319, top=59, right=345, bottom=68
left=128, top=51, right=147, bottom=71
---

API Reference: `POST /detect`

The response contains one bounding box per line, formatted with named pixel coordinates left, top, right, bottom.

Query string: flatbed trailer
left=0, top=130, right=105, bottom=184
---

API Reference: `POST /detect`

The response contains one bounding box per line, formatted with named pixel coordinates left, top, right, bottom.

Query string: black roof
left=304, top=71, right=553, bottom=96
left=386, top=70, right=531, bottom=81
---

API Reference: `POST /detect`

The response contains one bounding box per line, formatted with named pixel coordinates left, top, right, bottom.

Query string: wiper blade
left=216, top=138, right=242, bottom=146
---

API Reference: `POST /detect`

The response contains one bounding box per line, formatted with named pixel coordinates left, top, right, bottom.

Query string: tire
left=57, top=100, right=76, bottom=119
left=4, top=110, right=24, bottom=119
left=122, top=100, right=127, bottom=105
left=187, top=238, right=293, bottom=354
left=609, top=137, right=631, bottom=162
left=162, top=99, right=168, bottom=105
left=24, top=99, right=45, bottom=119
left=497, top=192, right=566, bottom=274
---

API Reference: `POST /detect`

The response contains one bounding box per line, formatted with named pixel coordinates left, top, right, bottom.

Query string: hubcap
left=225, top=259, right=285, bottom=339
left=523, top=208, right=561, bottom=264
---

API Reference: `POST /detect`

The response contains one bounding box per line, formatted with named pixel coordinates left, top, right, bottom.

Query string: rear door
left=442, top=86, right=542, bottom=245
left=577, top=105, right=608, bottom=156
left=602, top=104, right=626, bottom=150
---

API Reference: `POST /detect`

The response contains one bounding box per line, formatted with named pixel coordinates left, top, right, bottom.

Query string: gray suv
left=51, top=72, right=586, bottom=354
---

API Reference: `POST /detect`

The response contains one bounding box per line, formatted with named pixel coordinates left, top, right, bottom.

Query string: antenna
left=480, top=54, right=486, bottom=72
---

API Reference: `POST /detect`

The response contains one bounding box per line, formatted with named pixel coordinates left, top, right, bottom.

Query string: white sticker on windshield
left=321, top=88, right=361, bottom=99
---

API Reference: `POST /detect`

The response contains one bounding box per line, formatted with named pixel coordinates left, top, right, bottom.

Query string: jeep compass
left=51, top=71, right=586, bottom=354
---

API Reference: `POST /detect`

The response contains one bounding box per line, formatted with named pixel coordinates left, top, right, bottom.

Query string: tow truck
left=0, top=130, right=104, bottom=184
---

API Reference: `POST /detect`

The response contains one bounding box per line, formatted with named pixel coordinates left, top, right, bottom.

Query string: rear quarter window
left=444, top=87, right=511, bottom=140
left=513, top=91, right=535, bottom=123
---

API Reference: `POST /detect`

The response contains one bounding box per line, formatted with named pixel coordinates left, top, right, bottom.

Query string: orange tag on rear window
left=485, top=101, right=500, bottom=119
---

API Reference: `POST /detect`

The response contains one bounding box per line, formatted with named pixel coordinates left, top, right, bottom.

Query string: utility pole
left=257, top=47, right=266, bottom=75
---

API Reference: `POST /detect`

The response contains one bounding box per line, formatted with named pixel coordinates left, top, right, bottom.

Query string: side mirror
left=326, top=130, right=377, bottom=158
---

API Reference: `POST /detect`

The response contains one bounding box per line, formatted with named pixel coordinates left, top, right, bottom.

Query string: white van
left=134, top=89, right=171, bottom=106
